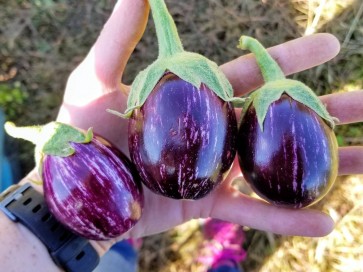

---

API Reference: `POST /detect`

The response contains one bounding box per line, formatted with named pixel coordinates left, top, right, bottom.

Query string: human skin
left=1, top=0, right=363, bottom=271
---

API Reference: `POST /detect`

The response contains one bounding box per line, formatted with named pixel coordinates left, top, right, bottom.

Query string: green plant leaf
left=125, top=62, right=166, bottom=117
left=284, top=79, right=335, bottom=128
left=123, top=51, right=244, bottom=117
left=252, top=83, right=285, bottom=130
left=249, top=79, right=336, bottom=130
left=42, top=123, right=93, bottom=157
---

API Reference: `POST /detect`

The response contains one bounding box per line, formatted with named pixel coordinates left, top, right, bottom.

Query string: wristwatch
left=0, top=183, right=100, bottom=272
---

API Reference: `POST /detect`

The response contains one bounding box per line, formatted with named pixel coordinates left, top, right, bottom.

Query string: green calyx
left=238, top=35, right=336, bottom=130
left=4, top=121, right=93, bottom=157
left=118, top=0, right=243, bottom=118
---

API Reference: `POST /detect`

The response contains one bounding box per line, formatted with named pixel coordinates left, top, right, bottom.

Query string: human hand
left=50, top=0, right=363, bottom=255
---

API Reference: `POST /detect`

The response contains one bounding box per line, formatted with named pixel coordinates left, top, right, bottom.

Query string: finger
left=319, top=91, right=363, bottom=175
left=338, top=146, right=363, bottom=175
left=210, top=188, right=334, bottom=237
left=63, top=0, right=149, bottom=106
left=320, top=90, right=363, bottom=124
left=93, top=0, right=149, bottom=87
left=221, top=33, right=340, bottom=96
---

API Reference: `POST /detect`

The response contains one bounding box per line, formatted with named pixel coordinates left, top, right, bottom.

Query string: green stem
left=238, top=36, right=285, bottom=82
left=4, top=122, right=42, bottom=145
left=5, top=121, right=93, bottom=157
left=149, top=0, right=184, bottom=58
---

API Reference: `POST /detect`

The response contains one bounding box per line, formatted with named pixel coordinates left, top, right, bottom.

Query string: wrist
left=0, top=204, right=61, bottom=271
left=0, top=173, right=103, bottom=271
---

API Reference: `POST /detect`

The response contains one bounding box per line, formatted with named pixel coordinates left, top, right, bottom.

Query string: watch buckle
left=0, top=183, right=31, bottom=221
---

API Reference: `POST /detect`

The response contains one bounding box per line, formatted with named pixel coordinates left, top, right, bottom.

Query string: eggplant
left=5, top=122, right=144, bottom=240
left=129, top=73, right=237, bottom=199
left=108, top=0, right=242, bottom=199
left=42, top=136, right=143, bottom=240
left=236, top=36, right=338, bottom=208
left=238, top=95, right=338, bottom=208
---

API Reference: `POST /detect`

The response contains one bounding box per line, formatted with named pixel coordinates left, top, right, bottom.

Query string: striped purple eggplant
left=110, top=0, right=243, bottom=200
left=236, top=36, right=338, bottom=208
left=42, top=135, right=144, bottom=240
left=237, top=95, right=338, bottom=208
left=129, top=73, right=237, bottom=199
left=4, top=121, right=144, bottom=240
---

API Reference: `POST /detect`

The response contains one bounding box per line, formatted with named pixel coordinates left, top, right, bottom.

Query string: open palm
left=51, top=0, right=363, bottom=255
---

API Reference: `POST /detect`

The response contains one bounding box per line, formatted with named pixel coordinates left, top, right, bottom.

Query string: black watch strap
left=0, top=183, right=100, bottom=272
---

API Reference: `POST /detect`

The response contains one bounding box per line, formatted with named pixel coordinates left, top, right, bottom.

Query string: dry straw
left=259, top=175, right=363, bottom=272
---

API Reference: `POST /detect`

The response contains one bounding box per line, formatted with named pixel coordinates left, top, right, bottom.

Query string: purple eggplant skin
left=129, top=73, right=237, bottom=199
left=42, top=135, right=144, bottom=240
left=237, top=94, right=338, bottom=208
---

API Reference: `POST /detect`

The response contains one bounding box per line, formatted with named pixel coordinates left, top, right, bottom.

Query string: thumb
left=63, top=0, right=149, bottom=106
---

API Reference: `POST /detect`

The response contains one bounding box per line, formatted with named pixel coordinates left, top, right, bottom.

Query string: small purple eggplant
left=109, top=0, right=242, bottom=199
left=236, top=36, right=338, bottom=208
left=129, top=73, right=237, bottom=199
left=238, top=95, right=338, bottom=208
left=5, top=122, right=143, bottom=240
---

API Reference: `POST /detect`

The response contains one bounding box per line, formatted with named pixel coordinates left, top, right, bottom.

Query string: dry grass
left=1, top=0, right=362, bottom=271
left=259, top=175, right=363, bottom=272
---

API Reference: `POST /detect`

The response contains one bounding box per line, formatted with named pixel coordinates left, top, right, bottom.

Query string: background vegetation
left=1, top=0, right=362, bottom=271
